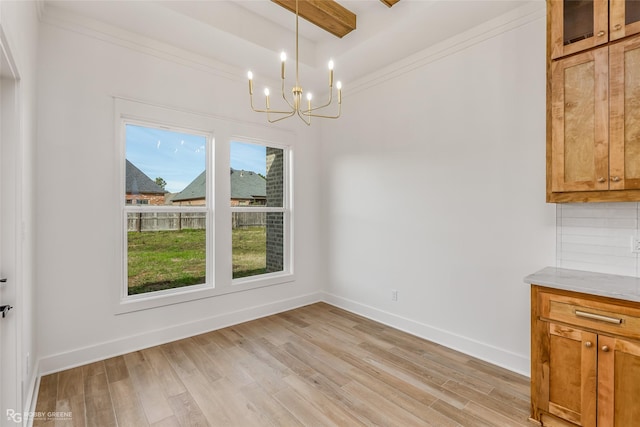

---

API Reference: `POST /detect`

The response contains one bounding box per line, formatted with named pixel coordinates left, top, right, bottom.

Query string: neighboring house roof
left=126, top=160, right=167, bottom=194
left=231, top=168, right=266, bottom=201
left=172, top=170, right=205, bottom=202
left=172, top=168, right=266, bottom=202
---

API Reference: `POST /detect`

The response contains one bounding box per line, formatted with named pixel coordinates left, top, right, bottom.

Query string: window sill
left=114, top=273, right=295, bottom=315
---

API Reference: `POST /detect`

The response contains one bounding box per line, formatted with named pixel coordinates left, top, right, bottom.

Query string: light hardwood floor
left=33, top=303, right=535, bottom=426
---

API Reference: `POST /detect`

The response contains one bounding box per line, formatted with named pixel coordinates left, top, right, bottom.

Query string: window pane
left=126, top=124, right=206, bottom=207
left=125, top=123, right=208, bottom=297
left=127, top=213, right=206, bottom=295
left=230, top=141, right=283, bottom=207
left=232, top=213, right=283, bottom=279
left=563, top=0, right=594, bottom=46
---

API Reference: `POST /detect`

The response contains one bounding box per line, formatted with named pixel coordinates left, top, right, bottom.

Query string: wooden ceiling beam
left=271, top=0, right=357, bottom=38
left=380, top=0, right=400, bottom=7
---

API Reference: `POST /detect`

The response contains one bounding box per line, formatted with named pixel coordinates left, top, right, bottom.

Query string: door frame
left=0, top=24, right=24, bottom=427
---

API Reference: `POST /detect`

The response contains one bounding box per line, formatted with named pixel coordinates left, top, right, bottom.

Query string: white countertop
left=524, top=267, right=640, bottom=303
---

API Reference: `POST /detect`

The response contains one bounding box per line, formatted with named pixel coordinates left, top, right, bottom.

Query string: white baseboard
left=322, top=292, right=531, bottom=377
left=38, top=292, right=322, bottom=376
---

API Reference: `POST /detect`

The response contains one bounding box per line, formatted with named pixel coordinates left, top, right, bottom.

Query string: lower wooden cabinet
left=531, top=286, right=640, bottom=426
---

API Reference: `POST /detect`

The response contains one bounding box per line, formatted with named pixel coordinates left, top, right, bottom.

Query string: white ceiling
left=43, top=0, right=533, bottom=92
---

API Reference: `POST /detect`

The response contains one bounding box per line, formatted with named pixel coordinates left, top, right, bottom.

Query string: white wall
left=36, top=9, right=323, bottom=373
left=0, top=0, right=40, bottom=412
left=35, top=1, right=558, bottom=380
left=320, top=4, right=555, bottom=375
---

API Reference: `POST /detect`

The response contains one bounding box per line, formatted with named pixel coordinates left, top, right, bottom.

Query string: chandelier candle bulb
left=247, top=71, right=253, bottom=95
left=337, top=81, right=342, bottom=104
left=306, top=92, right=312, bottom=112
left=280, top=52, right=286, bottom=79
left=264, top=88, right=270, bottom=108
left=328, top=60, right=334, bottom=87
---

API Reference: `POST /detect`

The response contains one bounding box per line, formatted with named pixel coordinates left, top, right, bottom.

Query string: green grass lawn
left=231, top=226, right=267, bottom=279
left=127, top=227, right=266, bottom=295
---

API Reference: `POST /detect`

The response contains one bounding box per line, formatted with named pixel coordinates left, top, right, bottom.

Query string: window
left=230, top=141, right=290, bottom=281
left=116, top=98, right=293, bottom=313
left=124, top=123, right=210, bottom=297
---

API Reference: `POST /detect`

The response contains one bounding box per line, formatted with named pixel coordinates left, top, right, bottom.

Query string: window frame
left=115, top=100, right=216, bottom=314
left=229, top=138, right=293, bottom=286
left=114, top=98, right=295, bottom=315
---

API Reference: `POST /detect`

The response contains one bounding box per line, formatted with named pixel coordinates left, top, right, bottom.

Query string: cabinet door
left=546, top=323, right=597, bottom=427
left=597, top=336, right=640, bottom=426
left=610, top=35, right=640, bottom=189
left=550, top=0, right=609, bottom=59
left=551, top=47, right=609, bottom=192
left=610, top=0, right=640, bottom=41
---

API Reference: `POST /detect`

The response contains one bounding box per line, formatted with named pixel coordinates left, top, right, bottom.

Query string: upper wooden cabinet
left=550, top=0, right=609, bottom=59
left=550, top=0, right=640, bottom=59
left=609, top=35, right=640, bottom=190
left=547, top=0, right=640, bottom=202
left=610, top=0, right=640, bottom=41
left=551, top=47, right=609, bottom=193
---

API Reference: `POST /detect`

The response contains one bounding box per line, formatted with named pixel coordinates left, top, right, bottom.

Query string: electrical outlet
left=391, top=290, right=398, bottom=302
left=632, top=236, right=640, bottom=253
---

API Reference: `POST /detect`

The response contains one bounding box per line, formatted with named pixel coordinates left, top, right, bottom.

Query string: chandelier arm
left=307, top=90, right=335, bottom=112
left=301, top=103, right=341, bottom=119
left=250, top=91, right=294, bottom=114
left=250, top=105, right=295, bottom=115
left=280, top=79, right=295, bottom=110
left=296, top=108, right=311, bottom=126
left=267, top=110, right=297, bottom=123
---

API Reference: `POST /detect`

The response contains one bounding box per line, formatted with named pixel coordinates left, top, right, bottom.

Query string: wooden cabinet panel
left=551, top=47, right=609, bottom=192
left=610, top=0, right=640, bottom=41
left=548, top=323, right=597, bottom=426
left=597, top=336, right=640, bottom=426
left=550, top=0, right=609, bottom=59
left=539, top=290, right=640, bottom=340
left=610, top=35, right=640, bottom=189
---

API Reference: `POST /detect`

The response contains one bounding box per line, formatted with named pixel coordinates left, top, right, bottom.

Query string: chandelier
left=247, top=0, right=342, bottom=125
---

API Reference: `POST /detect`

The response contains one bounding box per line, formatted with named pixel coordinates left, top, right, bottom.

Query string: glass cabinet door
left=611, top=0, right=640, bottom=40
left=551, top=0, right=609, bottom=59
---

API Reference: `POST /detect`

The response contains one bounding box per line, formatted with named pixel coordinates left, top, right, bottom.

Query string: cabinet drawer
left=539, top=291, right=640, bottom=340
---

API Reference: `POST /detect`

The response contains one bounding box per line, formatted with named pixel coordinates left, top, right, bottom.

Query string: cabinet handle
left=597, top=30, right=606, bottom=37
left=611, top=176, right=621, bottom=182
left=614, top=24, right=622, bottom=31
left=597, top=177, right=606, bottom=183
left=575, top=310, right=623, bottom=325
left=585, top=341, right=593, bottom=348
left=602, top=345, right=610, bottom=352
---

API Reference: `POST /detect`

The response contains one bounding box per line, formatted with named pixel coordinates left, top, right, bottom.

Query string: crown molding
left=345, top=1, right=545, bottom=97
left=39, top=1, right=545, bottom=103
left=39, top=4, right=246, bottom=85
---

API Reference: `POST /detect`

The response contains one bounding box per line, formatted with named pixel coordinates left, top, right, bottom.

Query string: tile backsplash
left=557, top=203, right=640, bottom=277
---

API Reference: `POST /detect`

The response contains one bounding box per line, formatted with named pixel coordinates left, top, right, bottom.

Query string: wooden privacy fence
left=127, top=212, right=266, bottom=232
left=232, top=212, right=266, bottom=229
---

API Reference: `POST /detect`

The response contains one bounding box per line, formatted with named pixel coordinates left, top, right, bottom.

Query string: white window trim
left=114, top=98, right=296, bottom=315
left=229, top=137, right=294, bottom=288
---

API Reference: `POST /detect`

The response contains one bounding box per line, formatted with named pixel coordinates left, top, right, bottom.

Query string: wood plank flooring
left=33, top=303, right=535, bottom=426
